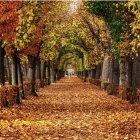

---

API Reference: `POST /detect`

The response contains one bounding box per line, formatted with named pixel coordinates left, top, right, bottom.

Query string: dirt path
left=0, top=77, right=139, bottom=140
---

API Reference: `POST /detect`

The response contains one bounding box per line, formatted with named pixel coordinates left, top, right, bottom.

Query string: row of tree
left=56, top=1, right=140, bottom=103
left=0, top=1, right=68, bottom=105
left=77, top=1, right=140, bottom=103
left=0, top=1, right=139, bottom=105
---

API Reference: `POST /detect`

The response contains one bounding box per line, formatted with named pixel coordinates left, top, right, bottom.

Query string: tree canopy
left=0, top=0, right=139, bottom=72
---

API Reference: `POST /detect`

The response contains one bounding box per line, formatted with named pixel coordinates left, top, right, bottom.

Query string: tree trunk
left=41, top=61, right=46, bottom=88
left=23, top=62, right=28, bottom=80
left=12, top=57, right=16, bottom=85
left=81, top=71, right=84, bottom=80
left=84, top=70, right=88, bottom=82
left=80, top=71, right=82, bottom=77
left=101, top=55, right=110, bottom=88
left=11, top=54, right=20, bottom=104
left=5, top=57, right=12, bottom=85
left=17, top=58, right=25, bottom=99
left=92, top=68, right=96, bottom=79
left=108, top=60, right=113, bottom=83
left=88, top=70, right=92, bottom=79
left=47, top=60, right=51, bottom=85
left=130, top=49, right=140, bottom=103
left=107, top=60, right=119, bottom=95
left=120, top=60, right=133, bottom=91
left=130, top=60, right=136, bottom=104
left=54, top=68, right=57, bottom=83
left=133, top=53, right=140, bottom=88
left=95, top=64, right=101, bottom=79
left=50, top=67, right=53, bottom=83
left=119, top=60, right=131, bottom=99
left=127, top=61, right=133, bottom=87
left=112, top=60, right=120, bottom=84
left=101, top=55, right=110, bottom=82
left=28, top=55, right=37, bottom=96
left=52, top=66, right=57, bottom=83
left=36, top=58, right=41, bottom=80
left=0, top=46, right=5, bottom=85
left=119, top=60, right=129, bottom=85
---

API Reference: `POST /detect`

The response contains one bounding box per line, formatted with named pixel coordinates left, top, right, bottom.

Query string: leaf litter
left=0, top=77, right=139, bottom=140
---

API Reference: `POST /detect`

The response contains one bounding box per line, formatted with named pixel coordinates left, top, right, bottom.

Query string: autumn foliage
left=0, top=77, right=139, bottom=139
left=0, top=2, right=21, bottom=42
left=0, top=1, right=140, bottom=139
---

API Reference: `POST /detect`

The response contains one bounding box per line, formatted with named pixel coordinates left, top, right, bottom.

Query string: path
left=0, top=77, right=139, bottom=140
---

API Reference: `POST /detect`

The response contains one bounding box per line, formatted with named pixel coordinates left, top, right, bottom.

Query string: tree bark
left=17, top=58, right=25, bottom=99
left=88, top=70, right=92, bottom=79
left=81, top=71, right=84, bottom=80
left=50, top=67, right=53, bottom=83
left=5, top=57, right=12, bottom=85
left=92, top=68, right=96, bottom=79
left=107, top=60, right=119, bottom=95
left=119, top=60, right=131, bottom=99
left=54, top=68, right=57, bottom=83
left=23, top=62, right=28, bottom=80
left=108, top=60, right=113, bottom=83
left=84, top=70, right=88, bottom=82
left=36, top=58, right=41, bottom=80
left=130, top=49, right=140, bottom=103
left=101, top=55, right=110, bottom=82
left=47, top=60, right=51, bottom=85
left=101, top=55, right=110, bottom=89
left=119, top=60, right=129, bottom=85
left=41, top=61, right=46, bottom=88
left=52, top=66, right=57, bottom=83
left=133, top=53, right=140, bottom=88
left=27, top=55, right=37, bottom=96
left=11, top=54, right=20, bottom=104
left=95, top=64, right=101, bottom=79
left=0, top=46, right=5, bottom=85
left=127, top=61, right=133, bottom=87
left=112, top=60, right=119, bottom=84
left=130, top=60, right=136, bottom=104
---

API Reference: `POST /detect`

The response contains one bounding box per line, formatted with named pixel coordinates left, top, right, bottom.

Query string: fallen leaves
left=0, top=77, right=139, bottom=139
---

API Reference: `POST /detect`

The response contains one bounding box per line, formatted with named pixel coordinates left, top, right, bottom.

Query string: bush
left=90, top=79, right=98, bottom=85
left=101, top=81, right=110, bottom=90
left=106, top=84, right=119, bottom=96
left=119, top=85, right=131, bottom=100
left=112, top=84, right=119, bottom=96
left=0, top=85, right=16, bottom=107
left=96, top=79, right=101, bottom=87
left=6, top=85, right=17, bottom=106
left=0, top=86, right=8, bottom=107
left=36, top=79, right=41, bottom=92
left=0, top=80, right=42, bottom=108
left=23, top=81, right=31, bottom=95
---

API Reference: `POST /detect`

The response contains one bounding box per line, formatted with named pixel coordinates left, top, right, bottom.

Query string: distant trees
left=83, top=1, right=140, bottom=103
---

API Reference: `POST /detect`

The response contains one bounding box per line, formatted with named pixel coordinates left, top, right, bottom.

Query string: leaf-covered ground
left=0, top=77, right=139, bottom=140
